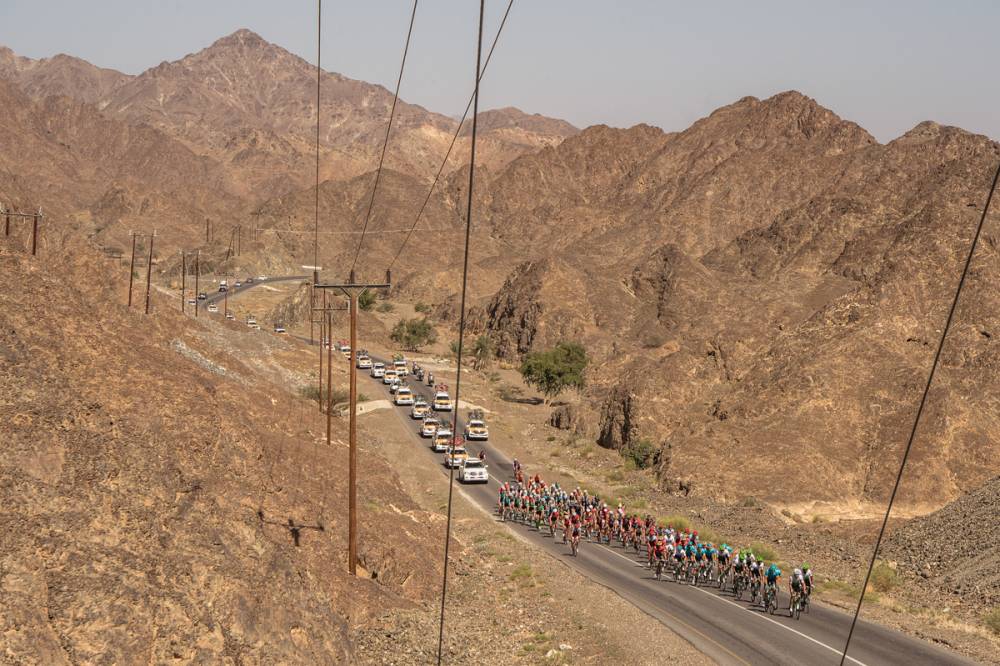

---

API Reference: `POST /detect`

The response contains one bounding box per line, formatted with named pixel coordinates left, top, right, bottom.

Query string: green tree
left=519, top=341, right=588, bottom=402
left=472, top=335, right=494, bottom=371
left=358, top=289, right=377, bottom=311
left=390, top=317, right=438, bottom=351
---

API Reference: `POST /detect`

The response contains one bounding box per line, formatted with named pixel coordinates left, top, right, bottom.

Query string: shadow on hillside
left=257, top=508, right=324, bottom=547
left=501, top=395, right=544, bottom=405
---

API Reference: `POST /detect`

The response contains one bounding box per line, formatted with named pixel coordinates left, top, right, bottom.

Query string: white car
left=371, top=362, right=385, bottom=378
left=225, top=312, right=235, bottom=320
left=258, top=275, right=267, bottom=281
left=274, top=325, right=286, bottom=334
left=357, top=355, right=372, bottom=369
left=464, top=419, right=489, bottom=441
left=393, top=359, right=407, bottom=376
left=394, top=386, right=414, bottom=406
left=207, top=303, right=219, bottom=313
left=410, top=399, right=429, bottom=419
left=388, top=379, right=401, bottom=395
left=421, top=417, right=440, bottom=438
left=432, top=428, right=453, bottom=453
left=234, top=281, right=242, bottom=288
left=458, top=458, right=489, bottom=484
left=445, top=446, right=469, bottom=468
left=432, top=391, right=453, bottom=412
left=383, top=369, right=398, bottom=385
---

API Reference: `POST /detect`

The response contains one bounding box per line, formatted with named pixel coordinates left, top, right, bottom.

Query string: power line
left=388, top=0, right=515, bottom=272
left=313, top=0, right=322, bottom=272
left=436, top=2, right=485, bottom=663
left=349, top=0, right=420, bottom=276
left=242, top=226, right=457, bottom=236
left=839, top=157, right=1000, bottom=665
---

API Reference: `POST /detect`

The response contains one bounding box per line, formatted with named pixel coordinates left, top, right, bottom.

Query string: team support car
left=357, top=354, right=372, bottom=369
left=394, top=386, right=414, bottom=406
left=432, top=427, right=454, bottom=453
left=420, top=416, right=440, bottom=438
left=458, top=458, right=489, bottom=484
left=464, top=419, right=489, bottom=441
left=393, top=358, right=407, bottom=377
left=273, top=324, right=286, bottom=334
left=225, top=312, right=235, bottom=320
left=410, top=398, right=429, bottom=419
left=432, top=390, right=453, bottom=412
left=207, top=303, right=219, bottom=313
left=388, top=378, right=402, bottom=395
left=382, top=369, right=398, bottom=385
left=445, top=445, right=469, bottom=468
left=371, top=362, right=385, bottom=378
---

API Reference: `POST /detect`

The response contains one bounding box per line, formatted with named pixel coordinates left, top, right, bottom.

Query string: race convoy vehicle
left=410, top=398, right=429, bottom=419
left=198, top=292, right=208, bottom=300
left=234, top=281, right=242, bottom=288
left=458, top=458, right=489, bottom=483
left=432, top=388, right=453, bottom=412
left=394, top=386, right=414, bottom=406
left=464, top=419, right=489, bottom=441
left=393, top=358, right=408, bottom=377
left=371, top=362, right=386, bottom=378
left=225, top=312, right=235, bottom=320
left=433, top=427, right=453, bottom=452
left=382, top=369, right=398, bottom=385
left=207, top=303, right=219, bottom=313
left=388, top=378, right=401, bottom=394
left=445, top=445, right=469, bottom=468
left=218, top=281, right=228, bottom=292
left=357, top=354, right=372, bottom=369
left=273, top=324, right=286, bottom=334
left=420, top=416, right=440, bottom=438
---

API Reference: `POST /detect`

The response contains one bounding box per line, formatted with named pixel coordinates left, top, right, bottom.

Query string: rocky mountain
left=1, top=31, right=578, bottom=201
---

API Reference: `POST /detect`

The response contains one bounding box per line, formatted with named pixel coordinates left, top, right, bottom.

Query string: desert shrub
left=869, top=561, right=899, bottom=594
left=985, top=607, right=1000, bottom=635
left=376, top=301, right=394, bottom=313
left=750, top=542, right=778, bottom=562
left=414, top=301, right=431, bottom=313
left=661, top=515, right=691, bottom=532
left=623, top=437, right=657, bottom=469
left=390, top=317, right=437, bottom=351
left=741, top=496, right=757, bottom=507
left=358, top=289, right=377, bottom=311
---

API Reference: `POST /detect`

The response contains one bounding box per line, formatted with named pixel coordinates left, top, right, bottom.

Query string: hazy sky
left=2, top=1, right=998, bottom=142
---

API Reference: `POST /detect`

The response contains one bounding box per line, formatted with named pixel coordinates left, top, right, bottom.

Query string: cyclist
left=801, top=563, right=814, bottom=607
left=748, top=557, right=763, bottom=602
left=764, top=562, right=782, bottom=609
left=789, top=566, right=805, bottom=612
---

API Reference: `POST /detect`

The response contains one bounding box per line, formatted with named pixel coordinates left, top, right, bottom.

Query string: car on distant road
left=410, top=398, right=429, bottom=419
left=187, top=298, right=197, bottom=305
left=234, top=281, right=242, bottom=288
left=420, top=416, right=440, bottom=438
left=445, top=445, right=469, bottom=468
left=274, top=324, right=286, bottom=334
left=371, top=362, right=385, bottom=378
left=432, top=427, right=453, bottom=452
left=458, top=458, right=488, bottom=484
left=357, top=355, right=372, bottom=369
left=198, top=292, right=207, bottom=300
left=257, top=275, right=267, bottom=281
left=225, top=312, right=235, bottom=320
left=464, top=419, right=489, bottom=441
left=394, top=386, right=414, bottom=406
left=432, top=391, right=453, bottom=412
left=245, top=277, right=254, bottom=283
left=207, top=303, right=219, bottom=313
left=218, top=285, right=228, bottom=293
left=382, top=369, right=398, bottom=385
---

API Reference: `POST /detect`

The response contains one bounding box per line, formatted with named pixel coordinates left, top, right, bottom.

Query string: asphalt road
left=222, top=279, right=977, bottom=665
left=198, top=275, right=308, bottom=314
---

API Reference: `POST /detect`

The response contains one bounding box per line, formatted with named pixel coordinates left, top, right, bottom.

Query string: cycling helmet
left=802, top=563, right=811, bottom=572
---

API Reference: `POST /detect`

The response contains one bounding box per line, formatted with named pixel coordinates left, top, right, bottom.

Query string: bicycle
left=570, top=534, right=580, bottom=557
left=749, top=577, right=761, bottom=605
left=764, top=582, right=778, bottom=615
left=733, top=571, right=744, bottom=599
left=655, top=556, right=664, bottom=581
left=789, top=590, right=802, bottom=620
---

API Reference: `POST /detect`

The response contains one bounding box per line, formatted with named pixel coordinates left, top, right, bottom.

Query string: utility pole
left=326, top=304, right=334, bottom=435
left=237, top=225, right=242, bottom=256
left=30, top=209, right=39, bottom=256
left=3, top=204, right=9, bottom=237
left=319, top=289, right=325, bottom=413
left=127, top=231, right=138, bottom=307
left=205, top=218, right=211, bottom=243
left=194, top=249, right=201, bottom=317
left=181, top=251, right=187, bottom=313
left=144, top=229, right=156, bottom=314
left=315, top=269, right=390, bottom=576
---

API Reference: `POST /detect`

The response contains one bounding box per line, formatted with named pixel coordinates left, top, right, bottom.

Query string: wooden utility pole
left=127, top=232, right=138, bottom=307
left=3, top=205, right=9, bottom=236
left=144, top=230, right=156, bottom=314
left=181, top=251, right=187, bottom=312
left=326, top=305, right=334, bottom=435
left=194, top=249, right=201, bottom=317
left=30, top=210, right=39, bottom=256
left=315, top=270, right=390, bottom=576
left=205, top=218, right=211, bottom=243
left=319, top=289, right=325, bottom=413
left=237, top=225, right=242, bottom=256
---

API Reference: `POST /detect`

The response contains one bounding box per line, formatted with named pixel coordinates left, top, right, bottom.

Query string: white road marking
left=592, top=542, right=869, bottom=666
